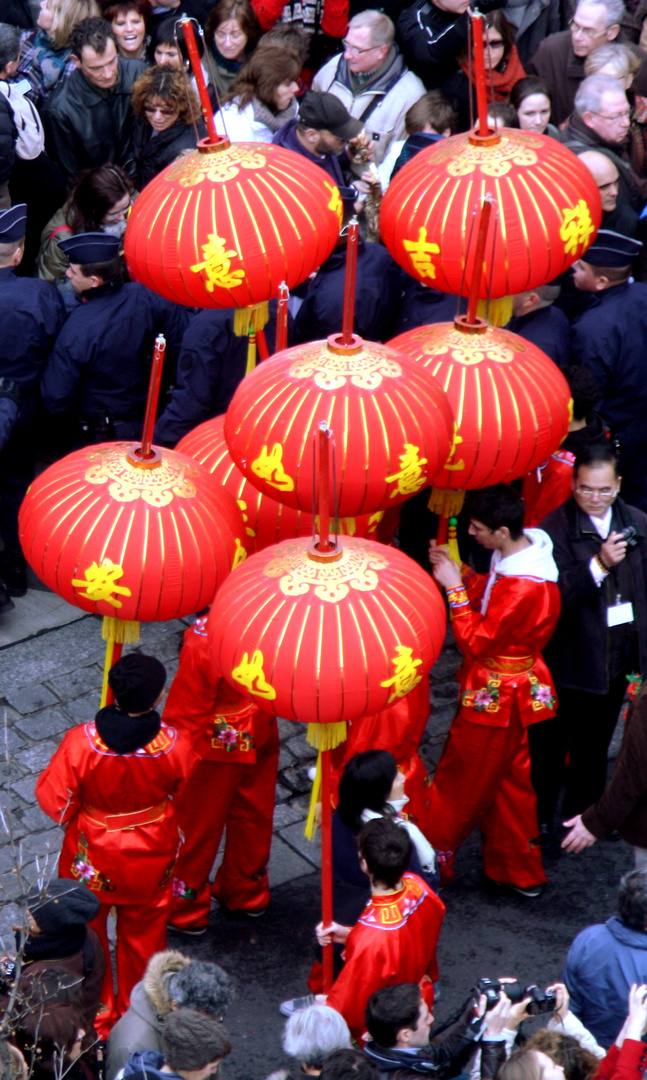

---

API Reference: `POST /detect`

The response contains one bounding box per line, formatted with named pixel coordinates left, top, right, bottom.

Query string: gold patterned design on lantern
left=231, top=650, right=276, bottom=700
left=190, top=234, right=246, bottom=292
left=71, top=558, right=132, bottom=609
left=444, top=422, right=465, bottom=472
left=169, top=145, right=267, bottom=187
left=264, top=542, right=388, bottom=603
left=429, top=133, right=538, bottom=177
left=559, top=200, right=595, bottom=254
left=380, top=645, right=423, bottom=702
left=289, top=345, right=403, bottom=390
left=251, top=444, right=294, bottom=492
left=85, top=446, right=197, bottom=506
left=409, top=327, right=525, bottom=366
left=385, top=444, right=428, bottom=498
left=403, top=227, right=440, bottom=280
left=323, top=181, right=343, bottom=221
left=232, top=537, right=247, bottom=568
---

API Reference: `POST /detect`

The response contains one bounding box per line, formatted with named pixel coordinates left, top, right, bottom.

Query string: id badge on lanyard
left=607, top=594, right=635, bottom=627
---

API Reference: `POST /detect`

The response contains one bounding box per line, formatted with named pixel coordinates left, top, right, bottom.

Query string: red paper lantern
left=124, top=142, right=342, bottom=309
left=19, top=441, right=247, bottom=622
left=388, top=321, right=572, bottom=493
left=208, top=536, right=446, bottom=727
left=177, top=416, right=384, bottom=552
left=380, top=130, right=602, bottom=299
left=224, top=336, right=455, bottom=517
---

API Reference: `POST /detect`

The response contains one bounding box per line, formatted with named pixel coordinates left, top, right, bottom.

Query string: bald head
left=578, top=150, right=620, bottom=210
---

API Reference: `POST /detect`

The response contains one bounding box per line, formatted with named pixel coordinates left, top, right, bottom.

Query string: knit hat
left=108, top=653, right=166, bottom=713
left=27, top=880, right=100, bottom=932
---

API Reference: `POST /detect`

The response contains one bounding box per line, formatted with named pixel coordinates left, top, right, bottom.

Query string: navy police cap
left=59, top=232, right=121, bottom=264
left=585, top=228, right=643, bottom=267
left=0, top=203, right=27, bottom=244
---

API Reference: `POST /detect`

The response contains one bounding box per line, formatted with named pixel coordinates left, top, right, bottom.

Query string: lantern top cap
left=327, top=331, right=364, bottom=355
left=454, top=314, right=489, bottom=334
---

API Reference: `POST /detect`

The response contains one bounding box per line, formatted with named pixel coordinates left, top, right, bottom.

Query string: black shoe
left=483, top=874, right=544, bottom=899
left=0, top=549, right=27, bottom=596
left=537, top=823, right=553, bottom=851
left=0, top=579, right=14, bottom=615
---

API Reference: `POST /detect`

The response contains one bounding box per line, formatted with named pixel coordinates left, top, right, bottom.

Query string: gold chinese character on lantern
left=559, top=200, right=595, bottom=255
left=443, top=422, right=465, bottom=472
left=251, top=444, right=295, bottom=492
left=232, top=537, right=247, bottom=569
left=71, top=558, right=132, bottom=609
left=232, top=650, right=277, bottom=700
left=385, top=444, right=428, bottom=498
left=324, top=182, right=343, bottom=221
left=237, top=499, right=256, bottom=538
left=403, top=226, right=440, bottom=280
left=190, top=234, right=246, bottom=292
left=381, top=645, right=423, bottom=703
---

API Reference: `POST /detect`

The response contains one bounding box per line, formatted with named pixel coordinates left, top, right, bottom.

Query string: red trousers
left=426, top=709, right=545, bottom=889
left=91, top=888, right=170, bottom=1038
left=169, top=717, right=279, bottom=928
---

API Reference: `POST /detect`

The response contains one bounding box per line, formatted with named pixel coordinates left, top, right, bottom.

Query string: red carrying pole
left=471, top=14, right=490, bottom=137
left=276, top=282, right=289, bottom=353
left=317, top=423, right=332, bottom=553
left=341, top=219, right=359, bottom=346
left=321, top=746, right=334, bottom=993
left=140, top=334, right=165, bottom=459
left=466, top=200, right=493, bottom=325
left=178, top=17, right=219, bottom=143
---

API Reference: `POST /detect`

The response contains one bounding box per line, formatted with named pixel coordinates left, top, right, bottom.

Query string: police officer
left=506, top=283, right=571, bottom=368
left=570, top=229, right=647, bottom=510
left=0, top=203, right=66, bottom=601
left=41, top=233, right=191, bottom=444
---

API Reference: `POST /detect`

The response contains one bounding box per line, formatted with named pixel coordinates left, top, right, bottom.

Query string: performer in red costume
left=36, top=655, right=195, bottom=1037
left=315, top=817, right=445, bottom=1044
left=330, top=679, right=433, bottom=836
left=427, top=484, right=561, bottom=898
left=163, top=614, right=279, bottom=930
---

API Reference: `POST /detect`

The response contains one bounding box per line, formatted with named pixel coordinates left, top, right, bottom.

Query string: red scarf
left=460, top=45, right=526, bottom=101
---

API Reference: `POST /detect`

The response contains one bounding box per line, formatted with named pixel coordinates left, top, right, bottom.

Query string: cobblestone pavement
left=0, top=605, right=461, bottom=945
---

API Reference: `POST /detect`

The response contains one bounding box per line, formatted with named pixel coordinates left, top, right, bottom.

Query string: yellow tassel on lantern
left=427, top=487, right=466, bottom=518
left=233, top=302, right=270, bottom=336
left=100, top=616, right=140, bottom=707
left=477, top=296, right=513, bottom=327
left=304, top=751, right=322, bottom=841
left=305, top=721, right=347, bottom=751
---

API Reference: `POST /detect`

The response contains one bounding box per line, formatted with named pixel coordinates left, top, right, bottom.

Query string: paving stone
left=284, top=734, right=316, bottom=764
left=273, top=803, right=305, bottom=829
left=48, top=665, right=103, bottom=700
left=277, top=718, right=302, bottom=741
left=274, top=783, right=293, bottom=804
left=0, top=617, right=104, bottom=694
left=0, top=845, right=18, bottom=874
left=278, top=762, right=311, bottom=797
left=4, top=684, right=59, bottom=715
left=0, top=870, right=29, bottom=901
left=430, top=648, right=462, bottom=682
left=20, top=828, right=63, bottom=858
left=14, top=709, right=73, bottom=742
left=278, top=821, right=321, bottom=869
left=278, top=747, right=295, bottom=771
left=10, top=777, right=37, bottom=805
left=63, top=692, right=101, bottom=724
left=0, top=717, right=26, bottom=752
left=0, top=902, right=22, bottom=943
left=14, top=741, right=58, bottom=775
left=430, top=681, right=460, bottom=703
left=15, top=805, right=54, bottom=834
left=268, top=834, right=317, bottom=888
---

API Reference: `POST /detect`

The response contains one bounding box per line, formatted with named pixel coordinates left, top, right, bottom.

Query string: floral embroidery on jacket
left=71, top=832, right=114, bottom=892
left=529, top=675, right=556, bottom=711
left=462, top=675, right=501, bottom=712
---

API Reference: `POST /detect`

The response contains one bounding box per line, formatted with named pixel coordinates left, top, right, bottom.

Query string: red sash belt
left=481, top=654, right=535, bottom=674
left=83, top=799, right=167, bottom=831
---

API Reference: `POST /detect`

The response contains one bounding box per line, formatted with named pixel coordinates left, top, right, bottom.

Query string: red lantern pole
left=341, top=219, right=359, bottom=346
left=276, top=282, right=289, bottom=353
left=140, top=334, right=166, bottom=460
left=178, top=17, right=219, bottom=144
left=471, top=13, right=490, bottom=137
left=321, top=744, right=334, bottom=993
left=465, top=199, right=493, bottom=325
left=317, top=423, right=333, bottom=554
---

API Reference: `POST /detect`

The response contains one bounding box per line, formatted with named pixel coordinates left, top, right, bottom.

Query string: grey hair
left=348, top=10, right=394, bottom=47
left=283, top=1005, right=351, bottom=1068
left=167, top=961, right=232, bottom=1018
left=585, top=42, right=640, bottom=77
left=0, top=23, right=21, bottom=70
left=575, top=0, right=625, bottom=26
left=574, top=73, right=627, bottom=115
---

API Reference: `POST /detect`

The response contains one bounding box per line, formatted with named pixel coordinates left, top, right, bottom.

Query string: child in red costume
left=163, top=614, right=279, bottom=929
left=428, top=484, right=561, bottom=897
left=36, top=654, right=195, bottom=1036
left=315, top=817, right=445, bottom=1045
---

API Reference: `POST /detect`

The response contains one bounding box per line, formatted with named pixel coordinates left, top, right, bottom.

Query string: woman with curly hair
left=215, top=43, right=300, bottom=142
left=204, top=0, right=260, bottom=101
left=130, top=65, right=204, bottom=187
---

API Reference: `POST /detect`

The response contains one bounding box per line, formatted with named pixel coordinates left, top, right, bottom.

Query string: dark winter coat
left=130, top=116, right=205, bottom=189
left=0, top=91, right=16, bottom=185
left=396, top=0, right=503, bottom=87
left=583, top=688, right=647, bottom=845
left=506, top=305, right=571, bottom=368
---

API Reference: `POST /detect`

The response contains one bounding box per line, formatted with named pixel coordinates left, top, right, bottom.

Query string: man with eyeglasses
left=536, top=445, right=647, bottom=846
left=527, top=0, right=629, bottom=125
left=312, top=10, right=425, bottom=172
left=561, top=74, right=647, bottom=209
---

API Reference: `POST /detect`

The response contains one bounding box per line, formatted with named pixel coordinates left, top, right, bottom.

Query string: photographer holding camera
left=532, top=445, right=647, bottom=843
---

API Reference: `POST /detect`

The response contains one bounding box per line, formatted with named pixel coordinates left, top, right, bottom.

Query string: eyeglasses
left=589, top=109, right=631, bottom=122
left=144, top=104, right=177, bottom=116
left=342, top=39, right=381, bottom=54
left=575, top=486, right=618, bottom=498
left=568, top=16, right=613, bottom=36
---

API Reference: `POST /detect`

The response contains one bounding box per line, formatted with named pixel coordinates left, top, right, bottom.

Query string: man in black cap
left=40, top=232, right=190, bottom=445
left=0, top=202, right=66, bottom=600
left=291, top=187, right=403, bottom=344
left=272, top=91, right=364, bottom=187
left=570, top=228, right=647, bottom=510
left=36, top=653, right=196, bottom=1037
